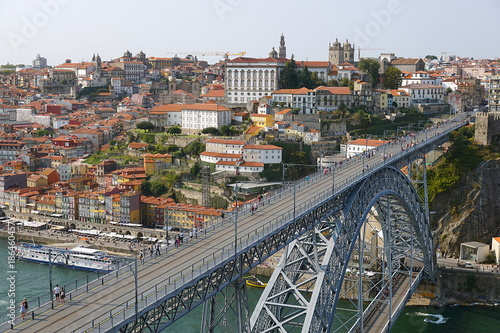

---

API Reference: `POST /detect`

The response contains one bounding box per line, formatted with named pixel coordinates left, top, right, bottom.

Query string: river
left=0, top=238, right=497, bottom=332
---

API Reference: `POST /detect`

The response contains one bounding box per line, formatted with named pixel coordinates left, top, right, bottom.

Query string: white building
left=402, top=71, right=440, bottom=86
left=225, top=57, right=287, bottom=104
left=271, top=87, right=315, bottom=114
left=341, top=138, right=387, bottom=158
left=460, top=241, right=489, bottom=262
left=243, top=144, right=282, bottom=164
left=148, top=104, right=183, bottom=131
left=201, top=140, right=282, bottom=174
left=181, top=103, right=232, bottom=135
left=205, top=139, right=246, bottom=154
left=53, top=115, right=70, bottom=129
left=492, top=237, right=500, bottom=264
left=400, top=84, right=445, bottom=104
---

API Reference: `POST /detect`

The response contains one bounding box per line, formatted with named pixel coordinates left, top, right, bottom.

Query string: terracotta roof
left=228, top=57, right=288, bottom=64
left=348, top=139, right=388, bottom=147
left=243, top=144, right=282, bottom=150
left=128, top=142, right=148, bottom=149
left=273, top=87, right=313, bottom=95
left=315, top=86, right=351, bottom=94
left=275, top=109, right=292, bottom=115
left=202, top=90, right=225, bottom=98
left=216, top=161, right=264, bottom=167
left=200, top=152, right=243, bottom=158
left=391, top=58, right=422, bottom=65
left=206, top=139, right=247, bottom=145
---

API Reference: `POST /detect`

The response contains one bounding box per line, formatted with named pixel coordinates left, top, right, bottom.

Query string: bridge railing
left=77, top=119, right=466, bottom=332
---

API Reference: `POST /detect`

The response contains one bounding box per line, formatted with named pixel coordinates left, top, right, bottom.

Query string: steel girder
left=250, top=166, right=434, bottom=333
left=114, top=190, right=348, bottom=333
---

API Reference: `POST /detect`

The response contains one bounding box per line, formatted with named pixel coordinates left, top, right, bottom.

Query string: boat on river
left=14, top=243, right=119, bottom=271
left=244, top=275, right=267, bottom=288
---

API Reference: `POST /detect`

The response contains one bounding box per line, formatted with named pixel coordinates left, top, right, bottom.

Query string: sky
left=0, top=0, right=499, bottom=67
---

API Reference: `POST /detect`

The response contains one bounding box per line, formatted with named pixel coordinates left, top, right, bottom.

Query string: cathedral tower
left=279, top=34, right=286, bottom=58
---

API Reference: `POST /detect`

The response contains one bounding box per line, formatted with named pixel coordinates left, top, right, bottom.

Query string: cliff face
left=431, top=160, right=500, bottom=256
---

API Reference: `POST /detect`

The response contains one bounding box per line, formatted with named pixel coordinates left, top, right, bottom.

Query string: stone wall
left=474, top=112, right=500, bottom=145
left=438, top=268, right=500, bottom=302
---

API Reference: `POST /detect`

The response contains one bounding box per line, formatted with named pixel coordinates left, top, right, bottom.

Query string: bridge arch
left=252, top=166, right=435, bottom=333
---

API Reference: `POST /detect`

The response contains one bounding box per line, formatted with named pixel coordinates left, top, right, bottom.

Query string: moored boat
left=14, top=243, right=119, bottom=271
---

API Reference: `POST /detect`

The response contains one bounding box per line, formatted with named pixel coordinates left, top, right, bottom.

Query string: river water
left=0, top=238, right=497, bottom=332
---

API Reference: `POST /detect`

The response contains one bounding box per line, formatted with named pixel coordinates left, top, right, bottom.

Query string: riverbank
left=0, top=227, right=136, bottom=256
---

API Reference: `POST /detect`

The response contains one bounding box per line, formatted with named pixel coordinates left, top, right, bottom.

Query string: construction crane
left=165, top=51, right=246, bottom=59
left=356, top=47, right=386, bottom=60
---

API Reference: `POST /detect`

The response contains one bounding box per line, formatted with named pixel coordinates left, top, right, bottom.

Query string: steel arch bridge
left=2, top=121, right=466, bottom=333
left=250, top=165, right=434, bottom=333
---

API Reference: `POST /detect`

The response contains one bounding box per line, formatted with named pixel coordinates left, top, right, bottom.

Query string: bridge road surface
left=1, top=120, right=461, bottom=333
left=364, top=273, right=418, bottom=333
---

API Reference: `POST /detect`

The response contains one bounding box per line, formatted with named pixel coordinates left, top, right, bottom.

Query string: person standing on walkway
left=53, top=285, right=61, bottom=302
left=60, top=288, right=66, bottom=304
left=20, top=298, right=28, bottom=319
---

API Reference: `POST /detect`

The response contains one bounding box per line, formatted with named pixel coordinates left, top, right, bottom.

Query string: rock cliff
left=431, top=160, right=500, bottom=256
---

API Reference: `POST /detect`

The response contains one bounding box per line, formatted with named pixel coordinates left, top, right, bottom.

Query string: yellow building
left=143, top=153, right=172, bottom=176
left=250, top=114, right=274, bottom=129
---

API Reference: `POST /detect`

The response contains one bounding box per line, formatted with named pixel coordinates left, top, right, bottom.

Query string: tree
left=167, top=126, right=181, bottom=135
left=339, top=78, right=350, bottom=87
left=358, top=58, right=380, bottom=88
left=219, top=125, right=232, bottom=136
left=280, top=56, right=299, bottom=89
left=382, top=67, right=403, bottom=89
left=201, top=127, right=219, bottom=134
left=190, top=162, right=201, bottom=177
left=425, top=55, right=438, bottom=60
left=34, top=129, right=53, bottom=137
left=136, top=121, right=155, bottom=132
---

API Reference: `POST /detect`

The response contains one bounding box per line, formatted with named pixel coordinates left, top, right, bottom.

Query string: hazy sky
left=1, top=0, right=499, bottom=67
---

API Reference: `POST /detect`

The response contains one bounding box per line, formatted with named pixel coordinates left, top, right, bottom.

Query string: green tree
left=184, top=141, right=205, bottom=156
left=190, top=162, right=201, bottom=177
left=299, top=66, right=313, bottom=89
left=167, top=126, right=181, bottom=135
left=34, top=129, right=53, bottom=137
left=280, top=56, right=299, bottom=89
left=166, top=145, right=179, bottom=153
left=339, top=78, right=350, bottom=87
left=425, top=55, right=438, bottom=60
left=201, top=127, right=219, bottom=134
left=220, top=125, right=232, bottom=136
left=358, top=58, right=380, bottom=87
left=382, top=67, right=403, bottom=89
left=136, top=121, right=155, bottom=132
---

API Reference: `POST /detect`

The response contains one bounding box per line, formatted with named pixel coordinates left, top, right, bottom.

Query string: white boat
left=14, top=243, right=119, bottom=271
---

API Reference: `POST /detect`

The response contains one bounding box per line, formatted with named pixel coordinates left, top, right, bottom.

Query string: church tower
left=343, top=40, right=355, bottom=63
left=279, top=34, right=286, bottom=58
left=328, top=38, right=343, bottom=65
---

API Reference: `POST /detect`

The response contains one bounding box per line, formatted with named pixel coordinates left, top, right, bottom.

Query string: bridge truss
left=110, top=126, right=457, bottom=333
left=250, top=166, right=435, bottom=333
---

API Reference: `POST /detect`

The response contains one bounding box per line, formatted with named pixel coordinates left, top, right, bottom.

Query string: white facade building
left=341, top=139, right=387, bottom=158
left=271, top=87, right=316, bottom=114
left=402, top=71, right=440, bottom=86
left=181, top=103, right=232, bottom=135
left=243, top=144, right=282, bottom=164
left=400, top=84, right=445, bottom=104
left=225, top=57, right=287, bottom=104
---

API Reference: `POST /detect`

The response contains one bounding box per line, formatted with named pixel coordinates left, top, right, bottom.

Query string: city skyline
left=1, top=0, right=499, bottom=67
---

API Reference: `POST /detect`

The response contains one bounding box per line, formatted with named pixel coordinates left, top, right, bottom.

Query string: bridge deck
left=1, top=120, right=463, bottom=332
